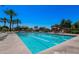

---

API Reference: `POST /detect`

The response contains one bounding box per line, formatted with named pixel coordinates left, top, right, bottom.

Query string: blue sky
left=0, top=5, right=79, bottom=28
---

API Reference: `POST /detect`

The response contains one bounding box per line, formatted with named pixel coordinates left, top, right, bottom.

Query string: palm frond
left=4, top=9, right=16, bottom=16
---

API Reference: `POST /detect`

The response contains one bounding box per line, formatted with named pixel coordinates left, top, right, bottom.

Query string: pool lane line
left=36, top=34, right=66, bottom=45
left=31, top=36, right=49, bottom=42
left=36, top=34, right=68, bottom=41
left=31, top=35, right=58, bottom=45
left=30, top=36, right=50, bottom=48
left=33, top=33, right=71, bottom=41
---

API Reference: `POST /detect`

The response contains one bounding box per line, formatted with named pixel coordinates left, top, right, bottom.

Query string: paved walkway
left=0, top=33, right=30, bottom=54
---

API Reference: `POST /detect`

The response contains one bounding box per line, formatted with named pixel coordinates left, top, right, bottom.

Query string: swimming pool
left=16, top=32, right=74, bottom=54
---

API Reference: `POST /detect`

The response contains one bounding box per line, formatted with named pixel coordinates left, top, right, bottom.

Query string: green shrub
left=71, top=29, right=79, bottom=34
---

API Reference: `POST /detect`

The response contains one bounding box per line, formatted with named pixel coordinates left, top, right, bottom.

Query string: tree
left=66, top=19, right=72, bottom=28
left=0, top=26, right=2, bottom=31
left=60, top=19, right=65, bottom=28
left=60, top=19, right=72, bottom=28
left=21, top=26, right=29, bottom=31
left=51, top=24, right=60, bottom=29
left=12, top=19, right=21, bottom=31
left=1, top=26, right=9, bottom=32
left=39, top=27, right=50, bottom=32
left=0, top=17, right=7, bottom=26
left=0, top=18, right=3, bottom=25
left=74, top=20, right=79, bottom=29
left=14, top=19, right=21, bottom=27
left=4, top=9, right=16, bottom=31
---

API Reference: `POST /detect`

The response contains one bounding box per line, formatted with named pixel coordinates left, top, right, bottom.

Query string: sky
left=0, top=5, right=79, bottom=28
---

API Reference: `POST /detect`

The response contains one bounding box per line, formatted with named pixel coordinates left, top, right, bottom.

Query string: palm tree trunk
left=4, top=22, right=6, bottom=26
left=10, top=16, right=12, bottom=32
left=12, top=24, right=14, bottom=31
left=17, top=20, right=19, bottom=31
left=17, top=23, right=18, bottom=27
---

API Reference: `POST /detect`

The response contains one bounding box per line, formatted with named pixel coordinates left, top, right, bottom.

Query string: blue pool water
left=16, top=32, right=74, bottom=54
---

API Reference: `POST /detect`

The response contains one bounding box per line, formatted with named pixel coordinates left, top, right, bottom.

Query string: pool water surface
left=16, top=32, right=74, bottom=54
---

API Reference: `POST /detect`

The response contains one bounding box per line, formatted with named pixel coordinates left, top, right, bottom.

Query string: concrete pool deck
left=0, top=32, right=31, bottom=54
left=39, top=35, right=79, bottom=54
left=0, top=32, right=79, bottom=54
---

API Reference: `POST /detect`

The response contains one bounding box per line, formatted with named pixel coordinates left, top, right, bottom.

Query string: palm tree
left=4, top=9, right=16, bottom=31
left=0, top=26, right=2, bottom=31
left=12, top=19, right=21, bottom=31
left=0, top=17, right=7, bottom=26
left=0, top=18, right=3, bottom=25
left=15, top=19, right=21, bottom=27
left=11, top=20, right=16, bottom=30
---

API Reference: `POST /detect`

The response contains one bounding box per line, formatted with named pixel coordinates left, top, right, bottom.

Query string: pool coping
left=49, top=32, right=79, bottom=36
left=15, top=33, right=32, bottom=54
